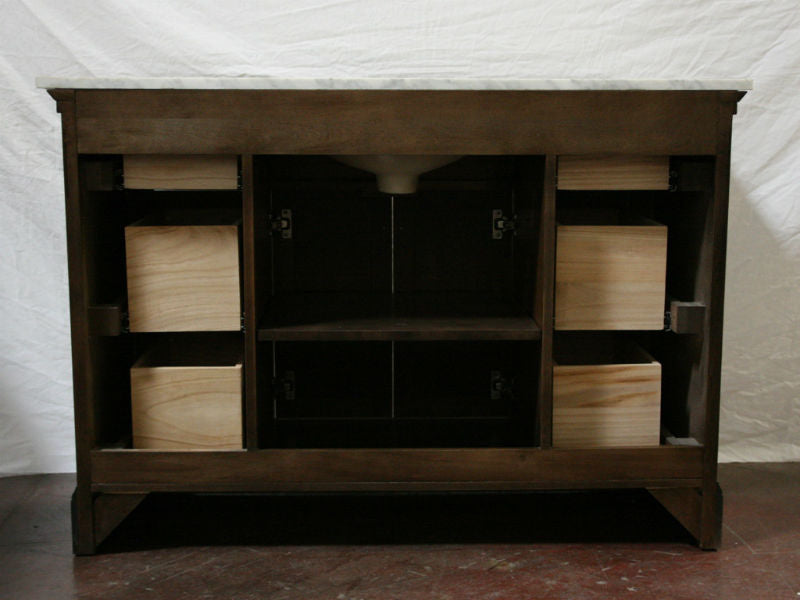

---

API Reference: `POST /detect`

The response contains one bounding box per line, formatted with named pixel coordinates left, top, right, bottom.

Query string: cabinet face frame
left=48, top=87, right=744, bottom=553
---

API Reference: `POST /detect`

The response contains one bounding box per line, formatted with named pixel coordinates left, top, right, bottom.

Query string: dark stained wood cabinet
left=41, top=80, right=747, bottom=554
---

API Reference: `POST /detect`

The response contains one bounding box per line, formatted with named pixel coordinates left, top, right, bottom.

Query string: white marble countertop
left=36, top=77, right=752, bottom=91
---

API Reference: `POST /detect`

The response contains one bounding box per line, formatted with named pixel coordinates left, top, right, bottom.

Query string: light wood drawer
left=553, top=344, right=661, bottom=448
left=123, top=155, right=238, bottom=190
left=125, top=221, right=241, bottom=332
left=131, top=347, right=242, bottom=450
left=558, top=155, right=670, bottom=190
left=555, top=220, right=667, bottom=330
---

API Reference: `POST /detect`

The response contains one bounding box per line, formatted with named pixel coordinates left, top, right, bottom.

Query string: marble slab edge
left=36, top=77, right=753, bottom=91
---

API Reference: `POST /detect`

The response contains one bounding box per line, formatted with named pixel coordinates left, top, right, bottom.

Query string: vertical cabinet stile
left=536, top=155, right=557, bottom=448
left=241, top=154, right=260, bottom=450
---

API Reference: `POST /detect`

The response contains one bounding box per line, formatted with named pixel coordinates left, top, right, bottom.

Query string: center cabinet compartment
left=254, top=156, right=544, bottom=448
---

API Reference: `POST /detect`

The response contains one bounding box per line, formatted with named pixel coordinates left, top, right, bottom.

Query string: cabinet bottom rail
left=90, top=446, right=704, bottom=492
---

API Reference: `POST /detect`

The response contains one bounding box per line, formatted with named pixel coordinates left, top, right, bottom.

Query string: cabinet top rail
left=36, top=77, right=752, bottom=92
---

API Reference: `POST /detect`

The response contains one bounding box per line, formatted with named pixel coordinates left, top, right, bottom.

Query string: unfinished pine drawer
left=555, top=219, right=667, bottom=330
left=123, top=155, right=238, bottom=190
left=131, top=342, right=243, bottom=450
left=553, top=343, right=661, bottom=448
left=125, top=217, right=241, bottom=332
left=557, top=155, right=670, bottom=190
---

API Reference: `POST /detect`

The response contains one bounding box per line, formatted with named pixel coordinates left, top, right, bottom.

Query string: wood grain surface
left=123, top=155, right=238, bottom=189
left=557, top=155, right=670, bottom=190
left=89, top=445, right=701, bottom=491
left=555, top=224, right=667, bottom=330
left=131, top=362, right=242, bottom=450
left=553, top=358, right=661, bottom=448
left=74, top=90, right=728, bottom=155
left=125, top=224, right=241, bottom=331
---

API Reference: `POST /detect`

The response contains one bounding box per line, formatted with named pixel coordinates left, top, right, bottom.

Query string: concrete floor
left=0, top=463, right=798, bottom=599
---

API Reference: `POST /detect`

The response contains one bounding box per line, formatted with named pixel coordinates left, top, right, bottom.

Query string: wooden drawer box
left=123, top=155, right=238, bottom=190
left=557, top=155, right=670, bottom=190
left=131, top=345, right=243, bottom=450
left=125, top=220, right=241, bottom=332
left=555, top=220, right=667, bottom=330
left=553, top=343, right=661, bottom=448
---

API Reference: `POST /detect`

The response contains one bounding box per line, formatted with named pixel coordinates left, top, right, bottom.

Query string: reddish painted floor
left=0, top=463, right=798, bottom=599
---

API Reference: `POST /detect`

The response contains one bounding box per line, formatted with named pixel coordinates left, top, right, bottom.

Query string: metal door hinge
left=114, top=167, right=125, bottom=190
left=490, top=370, right=511, bottom=400
left=270, top=209, right=292, bottom=239
left=492, top=209, right=516, bottom=239
left=669, top=169, right=678, bottom=192
left=274, top=371, right=295, bottom=401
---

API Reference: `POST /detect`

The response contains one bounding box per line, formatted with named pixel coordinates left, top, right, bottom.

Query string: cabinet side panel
left=57, top=93, right=96, bottom=553
left=697, top=98, right=737, bottom=549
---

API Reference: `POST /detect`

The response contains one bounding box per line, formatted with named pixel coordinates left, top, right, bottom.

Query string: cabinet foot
left=71, top=488, right=95, bottom=555
left=72, top=489, right=148, bottom=554
left=647, top=484, right=722, bottom=550
left=93, top=493, right=148, bottom=550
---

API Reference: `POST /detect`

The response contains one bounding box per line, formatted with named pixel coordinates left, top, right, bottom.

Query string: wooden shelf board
left=274, top=416, right=513, bottom=422
left=257, top=293, right=541, bottom=341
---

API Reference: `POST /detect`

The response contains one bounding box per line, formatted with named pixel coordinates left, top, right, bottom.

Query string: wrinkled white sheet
left=1, top=0, right=798, bottom=473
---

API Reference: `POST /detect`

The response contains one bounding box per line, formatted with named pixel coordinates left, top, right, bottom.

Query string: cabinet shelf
left=257, top=293, right=541, bottom=341
left=275, top=416, right=513, bottom=422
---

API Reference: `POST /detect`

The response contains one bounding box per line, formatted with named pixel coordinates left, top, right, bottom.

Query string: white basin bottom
left=333, top=155, right=462, bottom=194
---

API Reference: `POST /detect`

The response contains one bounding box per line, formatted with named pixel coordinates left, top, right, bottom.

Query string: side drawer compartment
left=125, top=219, right=241, bottom=332
left=131, top=341, right=243, bottom=450
left=553, top=342, right=661, bottom=448
left=557, top=155, right=670, bottom=190
left=123, top=155, right=238, bottom=190
left=555, top=219, right=667, bottom=330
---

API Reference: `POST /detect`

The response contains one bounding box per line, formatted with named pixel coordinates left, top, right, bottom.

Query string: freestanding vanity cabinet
left=38, top=78, right=749, bottom=554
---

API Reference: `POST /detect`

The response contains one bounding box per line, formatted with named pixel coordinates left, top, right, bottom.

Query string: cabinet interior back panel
left=275, top=342, right=392, bottom=419
left=394, top=189, right=513, bottom=293
left=272, top=192, right=391, bottom=293
left=394, top=342, right=522, bottom=418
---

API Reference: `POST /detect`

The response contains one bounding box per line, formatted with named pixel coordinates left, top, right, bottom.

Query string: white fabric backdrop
left=1, top=0, right=798, bottom=473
